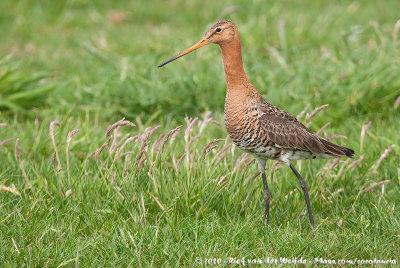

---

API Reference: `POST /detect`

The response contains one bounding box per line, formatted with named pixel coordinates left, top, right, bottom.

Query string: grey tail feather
left=320, top=138, right=355, bottom=158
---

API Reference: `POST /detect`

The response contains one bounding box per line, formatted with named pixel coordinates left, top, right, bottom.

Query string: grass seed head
left=0, top=185, right=21, bottom=196
left=327, top=134, right=347, bottom=141
left=201, top=138, right=225, bottom=159
left=106, top=118, right=135, bottom=141
left=363, top=180, right=390, bottom=193
left=371, top=144, right=395, bottom=174
left=348, top=154, right=365, bottom=169
left=67, top=129, right=80, bottom=146
left=49, top=121, right=60, bottom=137
left=306, top=104, right=329, bottom=127
left=184, top=117, right=198, bottom=143
left=118, top=135, right=139, bottom=156
left=14, top=138, right=20, bottom=162
left=296, top=104, right=310, bottom=120
left=394, top=96, right=400, bottom=109
left=393, top=19, right=400, bottom=44
left=0, top=137, right=16, bottom=147
left=161, top=125, right=182, bottom=152
left=316, top=122, right=331, bottom=136
left=360, top=121, right=372, bottom=153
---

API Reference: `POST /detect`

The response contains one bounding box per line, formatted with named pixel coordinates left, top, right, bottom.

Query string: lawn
left=1, top=0, right=399, bottom=266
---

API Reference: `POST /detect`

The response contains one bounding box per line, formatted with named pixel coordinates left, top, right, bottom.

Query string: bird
left=158, top=20, right=354, bottom=229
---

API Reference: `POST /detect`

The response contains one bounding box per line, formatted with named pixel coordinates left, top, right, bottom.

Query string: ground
left=0, top=0, right=399, bottom=266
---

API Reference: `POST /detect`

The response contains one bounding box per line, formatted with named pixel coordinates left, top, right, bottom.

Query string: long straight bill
left=158, top=38, right=209, bottom=67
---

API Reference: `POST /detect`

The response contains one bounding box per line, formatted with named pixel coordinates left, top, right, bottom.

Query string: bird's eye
left=216, top=27, right=222, bottom=33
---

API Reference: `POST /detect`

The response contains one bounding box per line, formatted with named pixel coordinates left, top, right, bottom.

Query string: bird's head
left=158, top=20, right=237, bottom=67
left=204, top=20, right=237, bottom=45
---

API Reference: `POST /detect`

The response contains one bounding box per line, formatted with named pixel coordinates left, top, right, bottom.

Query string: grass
left=1, top=0, right=400, bottom=266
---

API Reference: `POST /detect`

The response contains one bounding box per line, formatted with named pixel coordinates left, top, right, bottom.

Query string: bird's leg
left=289, top=162, right=316, bottom=229
left=261, top=171, right=270, bottom=225
left=256, top=158, right=270, bottom=225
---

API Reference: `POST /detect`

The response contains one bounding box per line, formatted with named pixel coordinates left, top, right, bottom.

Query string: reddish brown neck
left=219, top=33, right=251, bottom=96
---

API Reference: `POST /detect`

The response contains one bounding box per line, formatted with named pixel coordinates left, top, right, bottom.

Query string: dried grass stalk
left=163, top=160, right=174, bottom=170
left=109, top=127, right=121, bottom=153
left=11, top=237, right=20, bottom=254
left=123, top=155, right=131, bottom=178
left=336, top=158, right=350, bottom=177
left=0, top=185, right=21, bottom=196
left=67, top=129, right=80, bottom=145
left=111, top=169, right=124, bottom=199
left=233, top=153, right=248, bottom=173
left=52, top=152, right=57, bottom=170
left=137, top=155, right=147, bottom=170
left=92, top=118, right=136, bottom=162
left=371, top=144, right=395, bottom=174
left=316, top=122, right=330, bottom=136
left=152, top=134, right=163, bottom=155
left=95, top=142, right=108, bottom=163
left=148, top=162, right=155, bottom=176
left=49, top=121, right=61, bottom=170
left=267, top=46, right=287, bottom=67
left=306, top=104, right=329, bottom=127
left=244, top=170, right=261, bottom=185
left=105, top=118, right=136, bottom=141
left=65, top=189, right=72, bottom=197
left=217, top=172, right=231, bottom=187
left=183, top=117, right=197, bottom=166
left=1, top=207, right=22, bottom=224
left=117, top=151, right=136, bottom=159
left=66, top=129, right=80, bottom=182
left=204, top=145, right=217, bottom=158
left=184, top=117, right=198, bottom=143
left=327, top=134, right=347, bottom=141
left=393, top=19, right=400, bottom=45
left=114, top=133, right=130, bottom=151
left=161, top=125, right=182, bottom=152
left=0, top=137, right=15, bottom=147
left=360, top=121, right=372, bottom=153
left=201, top=139, right=225, bottom=159
left=0, top=123, right=7, bottom=127
left=278, top=19, right=286, bottom=49
left=131, top=126, right=160, bottom=167
left=347, top=154, right=365, bottom=169
left=296, top=104, right=310, bottom=120
left=213, top=143, right=232, bottom=163
left=117, top=135, right=139, bottom=158
left=242, top=158, right=256, bottom=173
left=240, top=193, right=250, bottom=214
left=363, top=180, right=390, bottom=193
left=394, top=96, right=400, bottom=109
left=142, top=125, right=161, bottom=144
left=199, top=111, right=223, bottom=133
left=321, top=159, right=333, bottom=172
left=189, top=134, right=201, bottom=146
left=330, top=158, right=340, bottom=169
left=148, top=192, right=165, bottom=211
left=176, top=153, right=186, bottom=170
left=14, top=139, right=32, bottom=192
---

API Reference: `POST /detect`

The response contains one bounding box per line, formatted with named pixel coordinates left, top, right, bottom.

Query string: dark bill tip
left=157, top=54, right=180, bottom=68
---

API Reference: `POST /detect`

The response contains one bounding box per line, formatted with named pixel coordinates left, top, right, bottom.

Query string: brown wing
left=256, top=99, right=354, bottom=157
left=258, top=112, right=326, bottom=154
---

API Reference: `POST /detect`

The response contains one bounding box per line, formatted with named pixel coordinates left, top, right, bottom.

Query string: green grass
left=1, top=0, right=400, bottom=266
